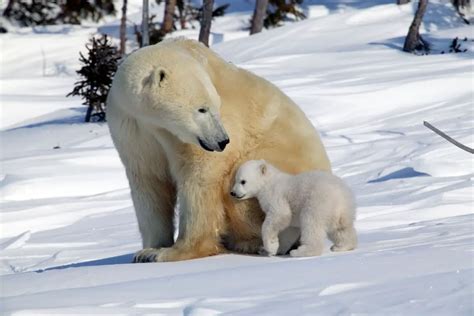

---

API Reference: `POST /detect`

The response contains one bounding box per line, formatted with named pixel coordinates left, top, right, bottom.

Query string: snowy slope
left=1, top=1, right=473, bottom=315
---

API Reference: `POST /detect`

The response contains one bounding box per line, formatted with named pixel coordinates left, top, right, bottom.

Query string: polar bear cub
left=231, top=160, right=357, bottom=257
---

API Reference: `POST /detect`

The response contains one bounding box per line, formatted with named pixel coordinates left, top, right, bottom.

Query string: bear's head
left=116, top=42, right=229, bottom=152
left=231, top=160, right=269, bottom=200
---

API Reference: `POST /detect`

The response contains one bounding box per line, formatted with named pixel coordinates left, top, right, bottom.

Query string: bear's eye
left=198, top=108, right=208, bottom=114
left=240, top=180, right=246, bottom=185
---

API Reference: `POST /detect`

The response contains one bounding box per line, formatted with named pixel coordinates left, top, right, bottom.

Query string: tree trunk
left=397, top=0, right=410, bottom=4
left=403, top=0, right=428, bottom=52
left=250, top=0, right=269, bottom=34
left=199, top=0, right=214, bottom=47
left=119, top=0, right=127, bottom=55
left=452, top=0, right=470, bottom=9
left=161, top=0, right=176, bottom=35
left=177, top=0, right=186, bottom=29
left=85, top=104, right=93, bottom=122
left=142, top=0, right=149, bottom=47
left=452, top=0, right=471, bottom=24
left=3, top=0, right=14, bottom=13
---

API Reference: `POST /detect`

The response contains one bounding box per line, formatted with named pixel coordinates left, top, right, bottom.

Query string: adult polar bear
left=107, top=38, right=331, bottom=262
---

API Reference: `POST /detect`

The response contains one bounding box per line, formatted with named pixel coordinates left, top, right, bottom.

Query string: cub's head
left=231, top=160, right=268, bottom=200
left=115, top=41, right=229, bottom=152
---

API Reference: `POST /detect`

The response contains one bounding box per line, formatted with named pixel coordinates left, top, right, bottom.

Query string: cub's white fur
left=231, top=160, right=357, bottom=257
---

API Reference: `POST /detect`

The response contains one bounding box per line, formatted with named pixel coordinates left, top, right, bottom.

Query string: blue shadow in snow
left=370, top=35, right=474, bottom=59
left=368, top=167, right=430, bottom=183
left=5, top=108, right=89, bottom=132
left=35, top=253, right=134, bottom=273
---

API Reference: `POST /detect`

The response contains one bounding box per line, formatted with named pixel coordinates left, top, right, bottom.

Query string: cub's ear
left=260, top=163, right=267, bottom=175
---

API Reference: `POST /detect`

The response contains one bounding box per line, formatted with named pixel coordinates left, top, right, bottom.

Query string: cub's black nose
left=230, top=191, right=236, bottom=197
left=218, top=138, right=230, bottom=151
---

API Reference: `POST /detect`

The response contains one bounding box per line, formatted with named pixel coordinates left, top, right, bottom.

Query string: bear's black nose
left=218, top=138, right=230, bottom=151
left=230, top=191, right=236, bottom=197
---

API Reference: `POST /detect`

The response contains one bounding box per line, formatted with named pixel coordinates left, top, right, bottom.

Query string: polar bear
left=106, top=38, right=331, bottom=262
left=231, top=160, right=357, bottom=257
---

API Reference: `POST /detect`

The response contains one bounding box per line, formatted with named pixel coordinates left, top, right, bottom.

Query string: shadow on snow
left=35, top=253, right=134, bottom=273
left=368, top=167, right=430, bottom=183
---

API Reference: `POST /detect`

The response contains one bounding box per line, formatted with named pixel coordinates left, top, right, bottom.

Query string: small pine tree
left=2, top=0, right=59, bottom=26
left=264, top=0, right=305, bottom=29
left=58, top=0, right=116, bottom=25
left=68, top=35, right=119, bottom=122
left=3, top=0, right=116, bottom=27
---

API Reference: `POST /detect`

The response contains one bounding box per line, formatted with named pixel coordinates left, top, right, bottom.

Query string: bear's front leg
left=128, top=172, right=176, bottom=250
left=135, top=179, right=227, bottom=262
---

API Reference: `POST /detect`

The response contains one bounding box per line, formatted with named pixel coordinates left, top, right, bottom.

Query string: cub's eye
left=198, top=108, right=207, bottom=114
left=240, top=180, right=246, bottom=185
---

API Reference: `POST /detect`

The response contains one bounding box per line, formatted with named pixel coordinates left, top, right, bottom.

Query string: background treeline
left=1, top=0, right=471, bottom=122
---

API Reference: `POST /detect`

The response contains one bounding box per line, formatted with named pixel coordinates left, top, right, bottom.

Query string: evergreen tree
left=68, top=35, right=119, bottom=122
left=3, top=0, right=116, bottom=26
left=264, top=0, right=305, bottom=29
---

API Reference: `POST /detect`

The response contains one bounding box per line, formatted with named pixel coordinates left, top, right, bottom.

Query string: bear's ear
left=260, top=163, right=267, bottom=176
left=142, top=68, right=167, bottom=89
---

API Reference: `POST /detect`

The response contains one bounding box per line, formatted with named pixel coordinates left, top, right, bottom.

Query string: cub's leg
left=290, top=207, right=325, bottom=257
left=277, top=226, right=300, bottom=255
left=329, top=223, right=357, bottom=252
left=261, top=202, right=292, bottom=256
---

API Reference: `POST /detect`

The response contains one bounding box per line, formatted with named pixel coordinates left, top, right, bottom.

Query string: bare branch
left=423, top=121, right=473, bottom=154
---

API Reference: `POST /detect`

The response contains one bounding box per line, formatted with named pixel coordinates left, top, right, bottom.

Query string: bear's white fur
left=231, top=160, right=357, bottom=257
left=107, top=38, right=331, bottom=262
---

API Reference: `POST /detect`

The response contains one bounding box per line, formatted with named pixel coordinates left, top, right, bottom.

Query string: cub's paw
left=330, top=244, right=355, bottom=252
left=290, top=245, right=322, bottom=258
left=258, top=245, right=271, bottom=256
left=263, top=238, right=279, bottom=256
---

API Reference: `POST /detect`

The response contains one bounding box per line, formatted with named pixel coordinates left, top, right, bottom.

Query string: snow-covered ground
left=1, top=1, right=473, bottom=314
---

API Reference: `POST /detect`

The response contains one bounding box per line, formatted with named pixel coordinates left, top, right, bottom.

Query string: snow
left=1, top=0, right=473, bottom=315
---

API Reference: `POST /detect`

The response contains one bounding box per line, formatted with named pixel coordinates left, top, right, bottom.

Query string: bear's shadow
left=35, top=253, right=134, bottom=273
